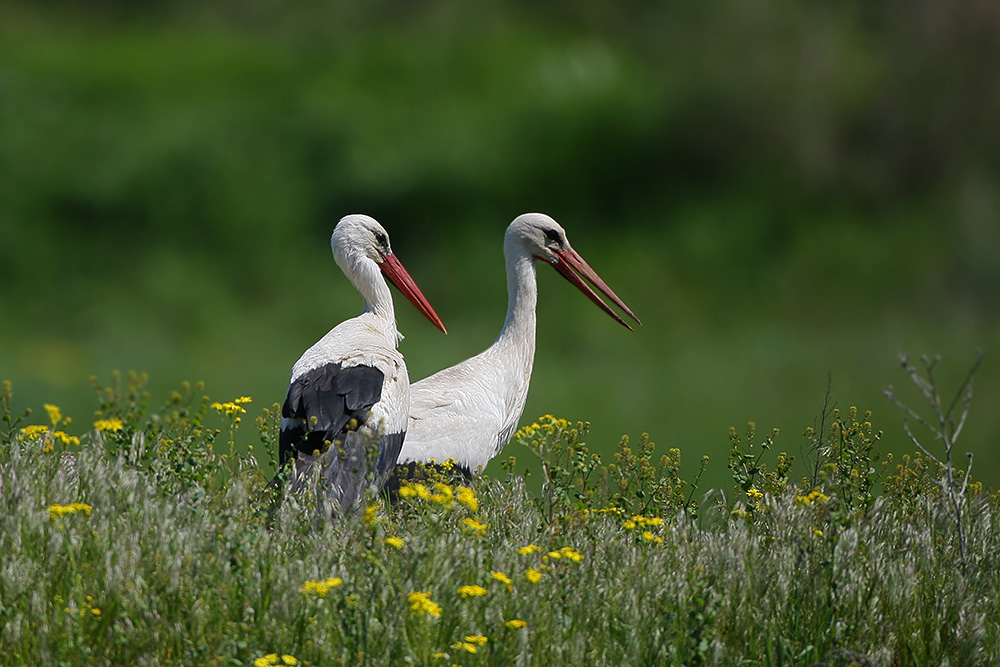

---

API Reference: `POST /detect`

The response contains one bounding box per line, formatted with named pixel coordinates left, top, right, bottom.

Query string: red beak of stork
left=378, top=253, right=448, bottom=334
left=550, top=248, right=642, bottom=331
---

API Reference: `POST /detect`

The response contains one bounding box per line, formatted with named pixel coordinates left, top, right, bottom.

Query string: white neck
left=495, top=242, right=538, bottom=350
left=349, top=256, right=400, bottom=341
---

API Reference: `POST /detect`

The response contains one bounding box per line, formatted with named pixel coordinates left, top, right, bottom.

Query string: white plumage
left=400, top=212, right=640, bottom=474
left=278, top=214, right=445, bottom=513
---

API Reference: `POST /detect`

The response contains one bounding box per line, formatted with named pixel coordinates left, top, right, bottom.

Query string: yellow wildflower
left=48, top=503, right=93, bottom=521
left=211, top=401, right=246, bottom=416
left=456, top=486, right=478, bottom=512
left=235, top=396, right=253, bottom=405
left=408, top=591, right=442, bottom=618
left=94, top=418, right=124, bottom=432
left=505, top=619, right=527, bottom=629
left=516, top=544, right=540, bottom=556
left=625, top=515, right=664, bottom=530
left=301, top=577, right=343, bottom=597
left=252, top=652, right=296, bottom=666
left=457, top=585, right=488, bottom=598
left=91, top=608, right=101, bottom=616
left=556, top=546, right=585, bottom=562
left=491, top=571, right=513, bottom=591
left=465, top=635, right=488, bottom=646
left=44, top=404, right=63, bottom=426
left=462, top=518, right=487, bottom=536
left=363, top=504, right=381, bottom=527
left=430, top=483, right=454, bottom=505
left=52, top=431, right=80, bottom=447
left=385, top=536, right=405, bottom=550
left=642, top=531, right=663, bottom=544
left=399, top=482, right=431, bottom=501
left=746, top=488, right=763, bottom=500
left=525, top=568, right=543, bottom=584
left=451, top=641, right=477, bottom=654
left=795, top=490, right=831, bottom=506
left=19, top=424, right=49, bottom=441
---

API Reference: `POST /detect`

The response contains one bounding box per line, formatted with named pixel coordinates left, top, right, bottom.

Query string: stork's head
left=332, top=215, right=447, bottom=333
left=332, top=214, right=395, bottom=265
left=506, top=213, right=641, bottom=331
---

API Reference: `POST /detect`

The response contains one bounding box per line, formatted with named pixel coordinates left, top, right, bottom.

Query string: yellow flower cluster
left=457, top=585, right=488, bottom=598
left=544, top=546, right=585, bottom=563
left=516, top=544, right=541, bottom=556
left=52, top=431, right=80, bottom=448
left=398, top=481, right=480, bottom=513
left=452, top=635, right=488, bottom=653
left=19, top=424, right=49, bottom=440
left=93, top=418, right=124, bottom=432
left=491, top=571, right=513, bottom=591
left=385, top=536, right=405, bottom=550
left=253, top=654, right=297, bottom=667
left=71, top=595, right=102, bottom=620
left=44, top=403, right=65, bottom=426
left=462, top=518, right=488, bottom=537
left=301, top=577, right=343, bottom=597
left=211, top=396, right=252, bottom=417
left=398, top=482, right=432, bottom=501
left=622, top=515, right=663, bottom=531
left=795, top=490, right=830, bottom=506
left=513, top=414, right=572, bottom=441
left=430, top=483, right=453, bottom=505
left=48, top=503, right=92, bottom=521
left=456, top=486, right=478, bottom=512
left=505, top=619, right=527, bottom=630
left=364, top=504, right=382, bottom=527
left=525, top=568, right=543, bottom=584
left=408, top=591, right=442, bottom=618
left=746, top=488, right=764, bottom=500
left=21, top=423, right=80, bottom=451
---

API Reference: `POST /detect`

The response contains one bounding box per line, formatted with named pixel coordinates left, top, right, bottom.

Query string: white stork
left=397, top=212, right=639, bottom=477
left=278, top=214, right=446, bottom=513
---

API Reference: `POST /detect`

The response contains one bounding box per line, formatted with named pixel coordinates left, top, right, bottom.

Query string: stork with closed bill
left=278, top=214, right=446, bottom=513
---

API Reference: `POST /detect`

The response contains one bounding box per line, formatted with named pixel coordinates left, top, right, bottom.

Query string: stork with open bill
left=396, top=212, right=639, bottom=480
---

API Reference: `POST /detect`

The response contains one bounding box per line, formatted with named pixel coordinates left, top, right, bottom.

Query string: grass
left=1, top=373, right=998, bottom=666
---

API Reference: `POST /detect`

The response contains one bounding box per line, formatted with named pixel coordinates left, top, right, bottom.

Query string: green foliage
left=2, top=0, right=999, bottom=504
left=511, top=416, right=706, bottom=523
left=882, top=452, right=944, bottom=511
left=805, top=406, right=885, bottom=522
left=727, top=421, right=788, bottom=495
left=1, top=376, right=999, bottom=665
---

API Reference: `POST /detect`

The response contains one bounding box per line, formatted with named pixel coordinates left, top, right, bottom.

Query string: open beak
left=379, top=253, right=448, bottom=334
left=551, top=248, right=641, bottom=331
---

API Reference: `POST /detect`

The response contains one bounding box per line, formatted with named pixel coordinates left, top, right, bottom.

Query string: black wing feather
left=278, top=362, right=398, bottom=513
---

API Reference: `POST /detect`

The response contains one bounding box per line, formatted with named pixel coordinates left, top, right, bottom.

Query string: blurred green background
left=2, top=0, right=998, bottom=492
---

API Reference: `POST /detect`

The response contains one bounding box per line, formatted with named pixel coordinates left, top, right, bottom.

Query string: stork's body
left=400, top=213, right=639, bottom=474
left=278, top=215, right=445, bottom=513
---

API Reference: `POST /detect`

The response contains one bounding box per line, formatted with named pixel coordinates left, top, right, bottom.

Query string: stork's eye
left=544, top=228, right=561, bottom=244
left=374, top=231, right=388, bottom=247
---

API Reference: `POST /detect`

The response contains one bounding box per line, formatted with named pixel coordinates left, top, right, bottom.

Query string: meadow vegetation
left=2, top=355, right=997, bottom=665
